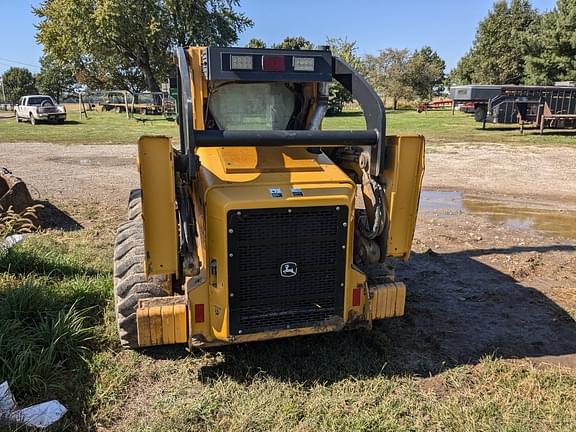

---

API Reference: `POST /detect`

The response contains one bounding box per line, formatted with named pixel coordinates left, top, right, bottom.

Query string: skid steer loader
left=114, top=46, right=424, bottom=349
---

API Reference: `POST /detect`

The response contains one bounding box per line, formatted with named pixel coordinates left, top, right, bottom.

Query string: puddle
left=419, top=191, right=462, bottom=211
left=420, top=190, right=576, bottom=239
left=48, top=156, right=132, bottom=167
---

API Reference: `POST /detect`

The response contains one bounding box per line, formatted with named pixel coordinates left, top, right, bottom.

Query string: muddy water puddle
left=420, top=190, right=576, bottom=240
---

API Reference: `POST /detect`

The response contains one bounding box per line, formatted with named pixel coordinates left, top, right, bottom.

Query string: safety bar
left=193, top=130, right=378, bottom=147
left=176, top=47, right=388, bottom=177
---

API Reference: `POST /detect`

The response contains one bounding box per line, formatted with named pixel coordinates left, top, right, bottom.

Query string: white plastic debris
left=0, top=381, right=67, bottom=429
left=0, top=233, right=26, bottom=256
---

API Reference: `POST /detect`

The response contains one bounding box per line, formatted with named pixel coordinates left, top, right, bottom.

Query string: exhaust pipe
left=308, top=82, right=329, bottom=130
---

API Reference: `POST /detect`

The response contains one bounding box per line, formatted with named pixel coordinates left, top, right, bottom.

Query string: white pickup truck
left=15, top=95, right=66, bottom=125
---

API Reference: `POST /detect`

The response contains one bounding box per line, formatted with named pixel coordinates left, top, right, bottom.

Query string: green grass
left=0, top=111, right=177, bottom=145
left=122, top=357, right=576, bottom=432
left=323, top=109, right=576, bottom=145
left=1, top=232, right=576, bottom=431
left=0, top=233, right=114, bottom=431
left=1, top=108, right=574, bottom=146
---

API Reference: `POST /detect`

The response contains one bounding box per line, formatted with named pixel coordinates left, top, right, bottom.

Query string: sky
left=0, top=0, right=558, bottom=76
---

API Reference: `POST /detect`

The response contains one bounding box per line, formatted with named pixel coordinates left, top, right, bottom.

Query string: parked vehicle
left=15, top=95, right=66, bottom=125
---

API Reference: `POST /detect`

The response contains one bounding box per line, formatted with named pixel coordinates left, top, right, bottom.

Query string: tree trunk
left=393, top=97, right=398, bottom=110
left=140, top=62, right=160, bottom=92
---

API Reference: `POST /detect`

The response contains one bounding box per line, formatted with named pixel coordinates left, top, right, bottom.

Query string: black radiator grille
left=227, top=206, right=348, bottom=335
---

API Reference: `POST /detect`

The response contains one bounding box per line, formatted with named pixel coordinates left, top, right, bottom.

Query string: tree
left=36, top=54, right=75, bottom=102
left=449, top=0, right=539, bottom=84
left=34, top=0, right=253, bottom=92
left=524, top=0, right=576, bottom=84
left=405, top=46, right=446, bottom=100
left=272, top=36, right=313, bottom=50
left=325, top=37, right=362, bottom=114
left=1, top=67, right=37, bottom=104
left=246, top=38, right=266, bottom=48
left=364, top=49, right=412, bottom=110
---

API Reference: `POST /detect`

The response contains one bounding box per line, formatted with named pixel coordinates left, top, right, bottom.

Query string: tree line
left=2, top=0, right=573, bottom=107
left=450, top=0, right=575, bottom=85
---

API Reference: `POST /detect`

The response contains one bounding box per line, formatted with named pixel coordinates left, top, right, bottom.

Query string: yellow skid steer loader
left=114, top=45, right=424, bottom=349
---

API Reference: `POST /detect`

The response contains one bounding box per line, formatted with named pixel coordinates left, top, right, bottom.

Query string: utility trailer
left=450, top=84, right=576, bottom=131
left=449, top=85, right=502, bottom=121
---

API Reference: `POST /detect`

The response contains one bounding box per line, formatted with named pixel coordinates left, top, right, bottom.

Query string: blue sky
left=0, top=0, right=558, bottom=76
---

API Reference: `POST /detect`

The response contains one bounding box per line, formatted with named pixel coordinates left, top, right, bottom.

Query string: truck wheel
left=474, top=105, right=487, bottom=123
left=30, top=115, right=36, bottom=126
left=114, top=189, right=171, bottom=348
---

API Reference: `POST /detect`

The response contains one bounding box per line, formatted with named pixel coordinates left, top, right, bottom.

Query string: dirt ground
left=1, top=140, right=575, bottom=372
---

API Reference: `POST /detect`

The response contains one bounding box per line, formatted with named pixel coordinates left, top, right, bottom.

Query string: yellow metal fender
left=137, top=135, right=179, bottom=276
left=381, top=135, right=425, bottom=260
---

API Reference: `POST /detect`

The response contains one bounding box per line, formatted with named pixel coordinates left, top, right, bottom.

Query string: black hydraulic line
left=192, top=130, right=379, bottom=148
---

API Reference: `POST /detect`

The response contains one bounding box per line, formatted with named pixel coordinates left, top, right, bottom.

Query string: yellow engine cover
left=189, top=146, right=365, bottom=344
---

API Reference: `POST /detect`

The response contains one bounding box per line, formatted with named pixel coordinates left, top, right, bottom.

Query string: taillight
left=352, top=287, right=361, bottom=306
left=194, top=304, right=205, bottom=323
left=262, top=55, right=285, bottom=72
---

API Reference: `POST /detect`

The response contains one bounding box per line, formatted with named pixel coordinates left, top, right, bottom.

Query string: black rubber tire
left=113, top=188, right=170, bottom=348
left=474, top=105, right=487, bottom=123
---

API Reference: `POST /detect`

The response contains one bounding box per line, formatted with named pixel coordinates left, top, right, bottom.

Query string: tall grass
left=0, top=234, right=113, bottom=430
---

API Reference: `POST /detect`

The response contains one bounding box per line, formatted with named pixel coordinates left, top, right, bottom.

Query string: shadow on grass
left=195, top=244, right=576, bottom=384
left=0, top=239, right=100, bottom=278
left=37, top=200, right=83, bottom=231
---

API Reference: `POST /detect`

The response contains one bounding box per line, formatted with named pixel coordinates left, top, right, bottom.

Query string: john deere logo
left=280, top=262, right=297, bottom=278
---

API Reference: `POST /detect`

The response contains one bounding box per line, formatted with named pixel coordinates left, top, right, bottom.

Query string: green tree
left=1, top=67, right=37, bottom=104
left=524, top=0, right=576, bottom=84
left=34, top=0, right=253, bottom=92
left=246, top=38, right=266, bottom=48
left=450, top=0, right=539, bottom=84
left=272, top=36, right=313, bottom=50
left=364, top=48, right=412, bottom=110
left=36, top=54, right=76, bottom=102
left=406, top=46, right=446, bottom=99
left=325, top=37, right=361, bottom=114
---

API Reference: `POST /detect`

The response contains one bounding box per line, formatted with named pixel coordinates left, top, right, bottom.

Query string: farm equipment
left=113, top=46, right=425, bottom=349
left=417, top=98, right=452, bottom=113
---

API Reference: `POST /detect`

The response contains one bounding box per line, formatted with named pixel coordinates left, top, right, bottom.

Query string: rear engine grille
left=227, top=206, right=348, bottom=335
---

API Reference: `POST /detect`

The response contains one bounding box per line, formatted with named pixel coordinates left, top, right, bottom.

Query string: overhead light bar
left=230, top=55, right=253, bottom=70
left=293, top=56, right=315, bottom=72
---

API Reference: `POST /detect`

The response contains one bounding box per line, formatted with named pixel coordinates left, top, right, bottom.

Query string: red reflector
left=352, top=288, right=361, bottom=306
left=262, top=55, right=285, bottom=72
left=194, top=304, right=205, bottom=323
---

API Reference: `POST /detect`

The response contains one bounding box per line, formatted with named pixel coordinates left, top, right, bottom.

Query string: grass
left=1, top=232, right=576, bottom=430
left=0, top=233, right=113, bottom=431
left=0, top=107, right=574, bottom=145
left=322, top=109, right=576, bottom=145
left=121, top=357, right=576, bottom=432
left=0, top=110, right=177, bottom=145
